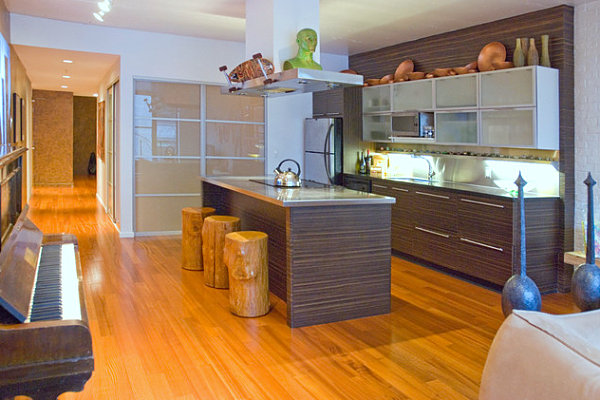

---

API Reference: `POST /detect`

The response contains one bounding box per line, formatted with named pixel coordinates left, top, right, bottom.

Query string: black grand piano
left=0, top=147, right=93, bottom=399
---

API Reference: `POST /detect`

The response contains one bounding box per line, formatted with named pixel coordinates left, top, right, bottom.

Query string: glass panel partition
left=133, top=80, right=265, bottom=234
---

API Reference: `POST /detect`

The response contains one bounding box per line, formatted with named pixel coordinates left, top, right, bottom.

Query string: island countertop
left=202, top=176, right=395, bottom=207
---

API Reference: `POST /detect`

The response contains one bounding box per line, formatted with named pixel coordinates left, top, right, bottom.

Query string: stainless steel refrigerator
left=304, top=117, right=343, bottom=185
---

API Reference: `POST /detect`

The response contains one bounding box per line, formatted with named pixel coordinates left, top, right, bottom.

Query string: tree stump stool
left=224, top=231, right=270, bottom=317
left=202, top=215, right=240, bottom=288
left=181, top=207, right=215, bottom=270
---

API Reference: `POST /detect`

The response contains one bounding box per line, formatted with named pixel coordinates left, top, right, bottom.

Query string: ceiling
left=5, top=0, right=592, bottom=96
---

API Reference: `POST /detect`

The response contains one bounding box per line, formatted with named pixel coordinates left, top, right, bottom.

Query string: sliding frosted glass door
left=133, top=80, right=264, bottom=234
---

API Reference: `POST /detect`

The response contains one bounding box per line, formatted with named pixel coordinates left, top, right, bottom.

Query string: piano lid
left=0, top=206, right=42, bottom=322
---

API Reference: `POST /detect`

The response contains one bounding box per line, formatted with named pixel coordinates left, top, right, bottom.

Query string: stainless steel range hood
left=221, top=68, right=364, bottom=97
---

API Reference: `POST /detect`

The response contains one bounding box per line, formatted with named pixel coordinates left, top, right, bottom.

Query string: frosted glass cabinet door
left=435, top=112, right=478, bottom=144
left=435, top=75, right=477, bottom=108
left=480, top=68, right=535, bottom=107
left=362, top=115, right=391, bottom=142
left=362, top=85, right=391, bottom=113
left=481, top=109, right=535, bottom=147
left=392, top=80, right=433, bottom=111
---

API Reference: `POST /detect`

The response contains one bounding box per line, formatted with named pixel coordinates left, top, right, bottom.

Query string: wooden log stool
left=224, top=231, right=270, bottom=317
left=181, top=207, right=215, bottom=270
left=202, top=216, right=240, bottom=288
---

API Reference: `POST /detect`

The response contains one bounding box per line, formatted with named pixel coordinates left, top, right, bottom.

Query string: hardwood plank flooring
left=25, top=177, right=577, bottom=400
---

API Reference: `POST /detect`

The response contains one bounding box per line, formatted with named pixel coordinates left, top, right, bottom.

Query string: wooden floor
left=26, top=177, right=578, bottom=400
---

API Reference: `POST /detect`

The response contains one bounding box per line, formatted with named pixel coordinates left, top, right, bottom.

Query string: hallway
left=24, top=177, right=577, bottom=400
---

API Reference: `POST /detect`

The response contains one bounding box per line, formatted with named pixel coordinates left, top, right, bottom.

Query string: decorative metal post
left=571, top=173, right=600, bottom=311
left=501, top=172, right=542, bottom=317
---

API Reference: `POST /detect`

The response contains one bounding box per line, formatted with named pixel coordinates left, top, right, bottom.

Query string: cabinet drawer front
left=412, top=229, right=458, bottom=269
left=391, top=224, right=412, bottom=254
left=455, top=241, right=513, bottom=285
left=413, top=190, right=456, bottom=232
left=458, top=195, right=513, bottom=245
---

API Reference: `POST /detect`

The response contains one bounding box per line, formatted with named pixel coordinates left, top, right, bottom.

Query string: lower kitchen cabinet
left=350, top=174, right=561, bottom=292
left=343, top=174, right=371, bottom=192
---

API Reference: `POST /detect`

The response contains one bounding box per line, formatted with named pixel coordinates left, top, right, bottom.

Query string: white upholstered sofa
left=479, top=309, right=600, bottom=399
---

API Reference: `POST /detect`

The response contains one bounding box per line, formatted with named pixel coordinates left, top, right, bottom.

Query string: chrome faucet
left=411, top=154, right=436, bottom=181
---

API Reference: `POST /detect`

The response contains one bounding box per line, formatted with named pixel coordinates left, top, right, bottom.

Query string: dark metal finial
left=585, top=172, right=596, bottom=188
left=515, top=171, right=527, bottom=276
left=586, top=172, right=596, bottom=265
left=514, top=172, right=527, bottom=189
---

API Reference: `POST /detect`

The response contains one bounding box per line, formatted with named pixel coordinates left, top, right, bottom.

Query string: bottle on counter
left=359, top=151, right=366, bottom=174
left=365, top=149, right=371, bottom=174
left=355, top=151, right=361, bottom=174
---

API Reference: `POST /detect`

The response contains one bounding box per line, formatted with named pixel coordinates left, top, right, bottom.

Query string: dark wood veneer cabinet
left=312, top=88, right=344, bottom=117
left=351, top=175, right=561, bottom=292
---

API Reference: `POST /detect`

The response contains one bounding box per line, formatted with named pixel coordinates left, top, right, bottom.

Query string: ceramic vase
left=540, top=34, right=551, bottom=67
left=513, top=38, right=525, bottom=67
left=527, top=38, right=539, bottom=66
left=571, top=173, right=600, bottom=311
left=520, top=38, right=529, bottom=58
left=501, top=173, right=542, bottom=316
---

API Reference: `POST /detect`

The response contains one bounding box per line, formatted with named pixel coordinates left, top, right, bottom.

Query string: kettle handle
left=276, top=159, right=301, bottom=177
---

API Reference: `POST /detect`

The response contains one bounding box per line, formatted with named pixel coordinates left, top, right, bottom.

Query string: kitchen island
left=201, top=177, right=395, bottom=328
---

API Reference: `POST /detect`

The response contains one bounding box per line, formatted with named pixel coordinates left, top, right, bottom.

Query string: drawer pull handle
left=460, top=198, right=505, bottom=208
left=415, top=191, right=450, bottom=200
left=415, top=226, right=450, bottom=238
left=460, top=237, right=504, bottom=252
left=392, top=187, right=409, bottom=192
left=372, top=184, right=388, bottom=189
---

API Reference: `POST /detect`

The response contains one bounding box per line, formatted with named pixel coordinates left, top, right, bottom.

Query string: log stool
left=181, top=207, right=215, bottom=270
left=202, top=216, right=240, bottom=288
left=224, top=231, right=270, bottom=317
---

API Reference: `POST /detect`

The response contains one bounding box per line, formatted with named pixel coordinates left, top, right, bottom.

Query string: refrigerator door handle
left=323, top=123, right=334, bottom=184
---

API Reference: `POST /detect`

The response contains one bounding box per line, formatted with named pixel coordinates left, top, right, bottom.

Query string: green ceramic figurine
left=283, top=28, right=323, bottom=71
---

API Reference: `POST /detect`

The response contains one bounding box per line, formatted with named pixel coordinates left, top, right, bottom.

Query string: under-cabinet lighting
left=61, top=85, right=68, bottom=88
left=62, top=75, right=71, bottom=79
left=62, top=59, right=73, bottom=64
left=93, top=93, right=98, bottom=97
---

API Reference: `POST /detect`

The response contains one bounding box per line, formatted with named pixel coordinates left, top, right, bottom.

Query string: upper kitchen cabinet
left=392, top=80, right=433, bottom=111
left=435, top=74, right=477, bottom=109
left=362, top=85, right=391, bottom=113
left=312, top=88, right=344, bottom=117
left=480, top=66, right=559, bottom=150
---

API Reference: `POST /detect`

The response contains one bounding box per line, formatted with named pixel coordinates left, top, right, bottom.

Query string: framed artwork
left=12, top=93, right=21, bottom=144
left=97, top=100, right=105, bottom=160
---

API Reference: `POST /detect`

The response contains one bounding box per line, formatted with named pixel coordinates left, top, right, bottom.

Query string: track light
left=97, top=0, right=112, bottom=13
left=93, top=11, right=104, bottom=22
left=93, top=1, right=113, bottom=22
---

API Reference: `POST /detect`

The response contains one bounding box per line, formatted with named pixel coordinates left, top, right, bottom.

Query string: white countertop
left=202, top=176, right=395, bottom=207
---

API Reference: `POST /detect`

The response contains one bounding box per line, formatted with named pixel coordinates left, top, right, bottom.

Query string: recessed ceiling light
left=62, top=59, right=73, bottom=64
left=93, top=11, right=104, bottom=22
left=61, top=85, right=68, bottom=89
left=62, top=75, right=71, bottom=79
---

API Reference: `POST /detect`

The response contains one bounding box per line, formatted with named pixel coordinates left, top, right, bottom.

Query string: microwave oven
left=391, top=112, right=434, bottom=138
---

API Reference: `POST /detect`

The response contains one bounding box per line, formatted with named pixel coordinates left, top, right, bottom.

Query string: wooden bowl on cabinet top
left=365, top=78, right=381, bottom=86
left=477, top=42, right=507, bottom=72
left=380, top=74, right=394, bottom=84
left=408, top=71, right=425, bottom=80
left=492, top=61, right=514, bottom=70
left=394, top=60, right=414, bottom=81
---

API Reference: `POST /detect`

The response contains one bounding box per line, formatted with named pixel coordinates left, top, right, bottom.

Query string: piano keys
left=0, top=207, right=93, bottom=400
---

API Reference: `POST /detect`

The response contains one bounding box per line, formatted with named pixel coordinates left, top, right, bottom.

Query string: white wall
left=574, top=0, right=600, bottom=251
left=95, top=58, right=120, bottom=215
left=10, top=14, right=246, bottom=237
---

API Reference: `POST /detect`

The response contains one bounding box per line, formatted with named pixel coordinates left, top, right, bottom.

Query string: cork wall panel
left=73, top=96, right=97, bottom=176
left=32, top=89, right=73, bottom=185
